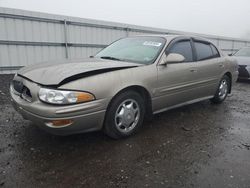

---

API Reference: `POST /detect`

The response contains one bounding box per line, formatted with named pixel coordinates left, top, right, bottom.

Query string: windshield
left=95, top=37, right=166, bottom=64
left=234, top=47, right=250, bottom=57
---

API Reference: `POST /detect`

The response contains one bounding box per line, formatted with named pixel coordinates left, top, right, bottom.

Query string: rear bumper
left=11, top=91, right=108, bottom=135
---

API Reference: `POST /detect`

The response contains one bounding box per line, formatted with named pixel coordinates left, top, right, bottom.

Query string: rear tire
left=103, top=91, right=145, bottom=139
left=210, top=75, right=230, bottom=104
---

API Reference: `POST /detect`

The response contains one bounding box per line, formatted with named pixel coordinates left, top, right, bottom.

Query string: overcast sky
left=0, top=0, right=250, bottom=39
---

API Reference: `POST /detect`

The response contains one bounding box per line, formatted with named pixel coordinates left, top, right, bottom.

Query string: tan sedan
left=10, top=35, right=238, bottom=138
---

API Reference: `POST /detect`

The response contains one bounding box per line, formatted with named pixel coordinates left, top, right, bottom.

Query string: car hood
left=233, top=56, right=250, bottom=66
left=17, top=58, right=141, bottom=86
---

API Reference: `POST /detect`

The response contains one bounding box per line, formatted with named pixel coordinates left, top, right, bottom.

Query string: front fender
left=59, top=64, right=157, bottom=103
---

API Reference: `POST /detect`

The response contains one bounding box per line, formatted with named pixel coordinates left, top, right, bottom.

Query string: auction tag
left=143, top=41, right=162, bottom=47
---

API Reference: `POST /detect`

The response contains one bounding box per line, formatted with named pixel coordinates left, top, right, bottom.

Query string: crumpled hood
left=17, top=58, right=140, bottom=86
left=233, top=56, right=250, bottom=66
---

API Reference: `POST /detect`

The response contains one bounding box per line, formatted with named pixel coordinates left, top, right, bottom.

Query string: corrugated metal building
left=1, top=7, right=250, bottom=74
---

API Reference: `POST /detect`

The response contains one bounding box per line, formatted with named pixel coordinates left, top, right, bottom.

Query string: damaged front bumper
left=10, top=76, right=109, bottom=135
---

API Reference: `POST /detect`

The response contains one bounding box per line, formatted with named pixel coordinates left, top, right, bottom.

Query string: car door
left=192, top=39, right=223, bottom=97
left=153, top=39, right=199, bottom=113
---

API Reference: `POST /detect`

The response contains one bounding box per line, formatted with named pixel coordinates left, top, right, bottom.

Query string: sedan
left=10, top=35, right=238, bottom=139
left=232, top=47, right=250, bottom=80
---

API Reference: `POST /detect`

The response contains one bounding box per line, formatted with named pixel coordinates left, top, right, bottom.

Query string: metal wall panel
left=218, top=40, right=234, bottom=51
left=0, top=17, right=64, bottom=42
left=0, top=45, right=65, bottom=66
left=0, top=7, right=250, bottom=74
left=69, top=47, right=101, bottom=59
left=67, top=25, right=126, bottom=45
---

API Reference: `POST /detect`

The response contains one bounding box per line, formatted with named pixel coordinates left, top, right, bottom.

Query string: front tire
left=210, top=75, right=230, bottom=104
left=103, top=91, right=145, bottom=139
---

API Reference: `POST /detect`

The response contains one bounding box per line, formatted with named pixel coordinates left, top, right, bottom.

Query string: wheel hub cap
left=218, top=79, right=228, bottom=100
left=115, top=99, right=140, bottom=133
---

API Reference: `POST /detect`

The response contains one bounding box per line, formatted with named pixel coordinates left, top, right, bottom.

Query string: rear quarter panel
left=223, top=56, right=238, bottom=83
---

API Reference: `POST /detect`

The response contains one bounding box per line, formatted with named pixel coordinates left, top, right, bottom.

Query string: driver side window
left=168, top=40, right=193, bottom=62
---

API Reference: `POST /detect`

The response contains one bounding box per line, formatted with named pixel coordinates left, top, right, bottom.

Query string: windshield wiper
left=100, top=56, right=123, bottom=61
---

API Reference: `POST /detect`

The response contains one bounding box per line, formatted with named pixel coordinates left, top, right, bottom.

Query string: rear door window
left=210, top=44, right=220, bottom=58
left=194, top=42, right=214, bottom=61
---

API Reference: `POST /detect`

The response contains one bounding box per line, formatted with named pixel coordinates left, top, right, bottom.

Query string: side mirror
left=160, top=53, right=185, bottom=65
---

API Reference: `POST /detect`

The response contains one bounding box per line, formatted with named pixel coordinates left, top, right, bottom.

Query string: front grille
left=13, top=80, right=23, bottom=93
left=12, top=80, right=32, bottom=102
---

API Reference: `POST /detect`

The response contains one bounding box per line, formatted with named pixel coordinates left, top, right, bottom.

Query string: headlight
left=38, top=88, right=95, bottom=104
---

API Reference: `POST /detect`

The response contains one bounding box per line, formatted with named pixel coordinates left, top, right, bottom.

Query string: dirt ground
left=0, top=74, right=250, bottom=188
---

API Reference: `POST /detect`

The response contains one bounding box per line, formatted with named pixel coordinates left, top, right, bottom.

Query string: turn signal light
left=76, top=92, right=95, bottom=103
left=46, top=119, right=73, bottom=128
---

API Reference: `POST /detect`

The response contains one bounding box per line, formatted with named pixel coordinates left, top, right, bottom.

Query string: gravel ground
left=0, top=74, right=250, bottom=188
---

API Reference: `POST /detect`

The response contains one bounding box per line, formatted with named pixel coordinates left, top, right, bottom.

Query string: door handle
left=219, top=64, right=224, bottom=68
left=190, top=69, right=197, bottom=73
